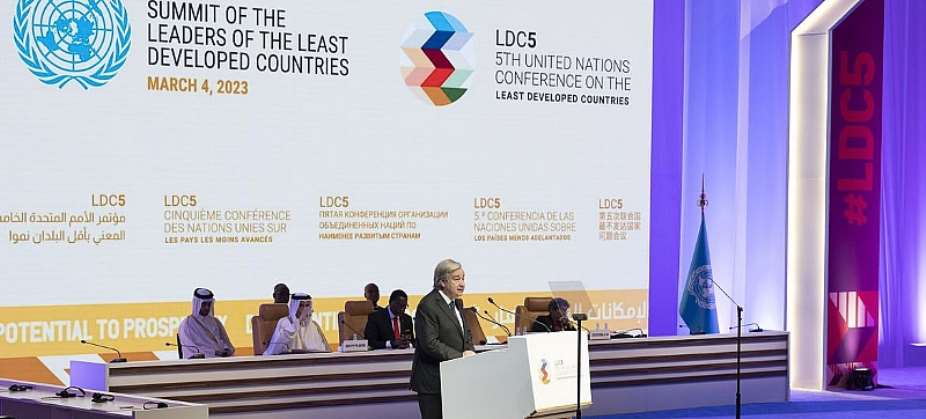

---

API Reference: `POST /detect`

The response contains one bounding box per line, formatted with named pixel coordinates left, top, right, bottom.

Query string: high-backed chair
left=514, top=297, right=552, bottom=335
left=338, top=300, right=374, bottom=344
left=461, top=307, right=487, bottom=345
left=250, top=303, right=289, bottom=355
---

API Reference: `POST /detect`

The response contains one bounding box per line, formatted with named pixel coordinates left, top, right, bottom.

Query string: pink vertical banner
left=826, top=0, right=884, bottom=386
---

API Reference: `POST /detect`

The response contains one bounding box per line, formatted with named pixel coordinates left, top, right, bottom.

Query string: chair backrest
left=338, top=300, right=374, bottom=344
left=461, top=307, right=487, bottom=345
left=250, top=303, right=289, bottom=355
left=175, top=333, right=183, bottom=358
left=514, top=297, right=552, bottom=334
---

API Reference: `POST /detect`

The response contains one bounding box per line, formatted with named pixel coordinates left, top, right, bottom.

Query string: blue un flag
left=679, top=212, right=719, bottom=334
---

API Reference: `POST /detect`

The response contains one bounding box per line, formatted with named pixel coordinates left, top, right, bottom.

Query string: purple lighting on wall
left=646, top=0, right=926, bottom=359
left=879, top=0, right=926, bottom=367
left=647, top=0, right=685, bottom=337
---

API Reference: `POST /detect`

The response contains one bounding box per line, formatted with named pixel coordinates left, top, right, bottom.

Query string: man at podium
left=411, top=259, right=475, bottom=419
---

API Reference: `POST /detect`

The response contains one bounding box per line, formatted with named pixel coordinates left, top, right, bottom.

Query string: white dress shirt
left=438, top=290, right=464, bottom=334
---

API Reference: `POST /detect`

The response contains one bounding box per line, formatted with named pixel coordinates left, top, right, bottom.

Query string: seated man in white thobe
left=263, top=293, right=330, bottom=355
left=178, top=288, right=235, bottom=359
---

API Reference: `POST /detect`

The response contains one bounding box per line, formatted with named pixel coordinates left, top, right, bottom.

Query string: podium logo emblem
left=13, top=0, right=131, bottom=89
left=539, top=358, right=551, bottom=384
left=400, top=11, right=474, bottom=106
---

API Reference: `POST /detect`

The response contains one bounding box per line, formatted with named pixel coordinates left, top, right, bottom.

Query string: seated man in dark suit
left=531, top=297, right=577, bottom=332
left=364, top=289, right=414, bottom=349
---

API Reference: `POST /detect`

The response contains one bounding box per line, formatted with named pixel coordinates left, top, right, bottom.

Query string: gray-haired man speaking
left=410, top=259, right=476, bottom=419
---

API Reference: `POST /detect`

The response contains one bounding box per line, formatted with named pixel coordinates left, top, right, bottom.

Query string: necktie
left=449, top=301, right=462, bottom=332
left=392, top=316, right=401, bottom=341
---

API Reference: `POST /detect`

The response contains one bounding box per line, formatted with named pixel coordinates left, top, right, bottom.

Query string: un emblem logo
left=13, top=0, right=131, bottom=89
left=686, top=265, right=716, bottom=309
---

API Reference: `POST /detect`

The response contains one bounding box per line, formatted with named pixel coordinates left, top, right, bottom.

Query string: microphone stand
left=572, top=313, right=587, bottom=419
left=694, top=176, right=743, bottom=419
left=708, top=277, right=743, bottom=419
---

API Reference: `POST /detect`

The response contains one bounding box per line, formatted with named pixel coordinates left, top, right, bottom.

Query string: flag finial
left=698, top=174, right=708, bottom=211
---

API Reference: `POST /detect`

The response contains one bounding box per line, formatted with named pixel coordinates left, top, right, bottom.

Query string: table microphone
left=80, top=339, right=127, bottom=363
left=487, top=297, right=551, bottom=332
left=164, top=342, right=205, bottom=359
left=339, top=318, right=365, bottom=340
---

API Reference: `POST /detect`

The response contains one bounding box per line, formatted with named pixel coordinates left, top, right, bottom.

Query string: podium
left=440, top=331, right=591, bottom=419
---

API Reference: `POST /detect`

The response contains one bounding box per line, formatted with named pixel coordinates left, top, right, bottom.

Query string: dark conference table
left=70, top=331, right=789, bottom=418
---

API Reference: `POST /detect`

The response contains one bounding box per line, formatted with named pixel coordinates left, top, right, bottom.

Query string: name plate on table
left=589, top=330, right=611, bottom=340
left=341, top=339, right=369, bottom=352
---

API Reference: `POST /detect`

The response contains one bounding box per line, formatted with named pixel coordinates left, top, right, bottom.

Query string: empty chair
left=250, top=303, right=289, bottom=355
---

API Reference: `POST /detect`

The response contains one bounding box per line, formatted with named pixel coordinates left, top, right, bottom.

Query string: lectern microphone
left=486, top=297, right=514, bottom=314
left=80, top=339, right=126, bottom=363
left=488, top=297, right=551, bottom=332
left=478, top=309, right=512, bottom=337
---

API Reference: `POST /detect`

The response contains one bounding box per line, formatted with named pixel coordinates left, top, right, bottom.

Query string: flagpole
left=699, top=175, right=742, bottom=419
left=699, top=174, right=708, bottom=214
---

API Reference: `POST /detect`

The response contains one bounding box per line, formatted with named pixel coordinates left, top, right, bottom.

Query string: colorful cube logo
left=400, top=11, right=474, bottom=106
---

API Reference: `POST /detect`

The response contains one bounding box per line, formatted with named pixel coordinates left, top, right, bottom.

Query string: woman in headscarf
left=178, top=288, right=235, bottom=358
left=263, top=293, right=330, bottom=355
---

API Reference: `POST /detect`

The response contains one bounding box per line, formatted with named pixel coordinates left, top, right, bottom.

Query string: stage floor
left=591, top=367, right=926, bottom=418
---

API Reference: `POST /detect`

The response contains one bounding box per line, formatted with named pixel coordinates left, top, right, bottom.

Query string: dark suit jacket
left=410, top=289, right=474, bottom=394
left=530, top=315, right=577, bottom=333
left=364, top=308, right=414, bottom=349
